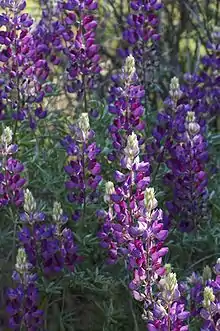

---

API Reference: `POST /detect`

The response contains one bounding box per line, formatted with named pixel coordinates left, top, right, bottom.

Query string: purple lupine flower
left=0, top=127, right=25, bottom=207
left=108, top=55, right=145, bottom=162
left=97, top=132, right=189, bottom=329
left=98, top=132, right=168, bottom=305
left=18, top=189, right=79, bottom=275
left=147, top=77, right=209, bottom=231
left=65, top=4, right=101, bottom=99
left=198, top=27, right=220, bottom=118
left=119, top=0, right=162, bottom=110
left=187, top=259, right=220, bottom=330
left=7, top=247, right=43, bottom=330
left=0, top=1, right=49, bottom=128
left=62, top=113, right=102, bottom=221
left=34, top=0, right=100, bottom=100
left=145, top=270, right=189, bottom=331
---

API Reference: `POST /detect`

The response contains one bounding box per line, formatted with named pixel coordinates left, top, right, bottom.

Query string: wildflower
left=0, top=0, right=49, bottom=128
left=0, top=127, right=25, bottom=207
left=62, top=113, right=102, bottom=221
left=108, top=56, right=145, bottom=162
left=7, top=248, right=43, bottom=330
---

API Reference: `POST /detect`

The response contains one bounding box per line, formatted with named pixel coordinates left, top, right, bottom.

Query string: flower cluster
left=199, top=26, right=220, bottom=117
left=62, top=112, right=102, bottom=221
left=18, top=189, right=79, bottom=274
left=148, top=77, right=209, bottom=231
left=0, top=0, right=50, bottom=128
left=35, top=0, right=100, bottom=100
left=99, top=133, right=169, bottom=308
left=7, top=247, right=43, bottom=330
left=187, top=259, right=220, bottom=330
left=108, top=55, right=145, bottom=162
left=145, top=269, right=189, bottom=330
left=0, top=127, right=25, bottom=207
left=120, top=0, right=163, bottom=94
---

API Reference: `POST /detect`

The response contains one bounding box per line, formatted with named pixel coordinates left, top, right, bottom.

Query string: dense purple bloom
left=187, top=259, right=220, bottom=330
left=35, top=0, right=100, bottom=99
left=0, top=1, right=50, bottom=128
left=7, top=248, right=43, bottom=330
left=108, top=55, right=145, bottom=162
left=18, top=191, right=79, bottom=275
left=147, top=77, right=209, bottom=231
left=98, top=132, right=169, bottom=309
left=120, top=0, right=162, bottom=97
left=199, top=28, right=220, bottom=117
left=0, top=127, right=25, bottom=207
left=62, top=113, right=102, bottom=220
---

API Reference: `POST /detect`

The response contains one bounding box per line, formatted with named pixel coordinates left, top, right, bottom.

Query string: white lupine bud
left=78, top=113, right=90, bottom=140
left=52, top=201, right=63, bottom=223
left=15, top=248, right=30, bottom=274
left=124, top=132, right=139, bottom=169
left=185, top=111, right=200, bottom=136
left=186, top=111, right=196, bottom=123
left=124, top=55, right=136, bottom=79
left=203, top=287, right=215, bottom=308
left=144, top=187, right=158, bottom=211
left=24, top=189, right=36, bottom=214
left=1, top=127, right=13, bottom=146
left=166, top=272, right=178, bottom=294
left=169, top=77, right=182, bottom=101
left=188, top=122, right=200, bottom=136
left=104, top=181, right=115, bottom=203
left=159, top=272, right=178, bottom=302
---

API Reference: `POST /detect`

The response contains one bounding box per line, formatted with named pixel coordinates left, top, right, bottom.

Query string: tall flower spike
left=108, top=54, right=145, bottom=162
left=98, top=132, right=169, bottom=318
left=0, top=127, right=26, bottom=207
left=62, top=113, right=102, bottom=221
left=120, top=0, right=163, bottom=112
left=7, top=248, right=43, bottom=330
left=147, top=76, right=209, bottom=231
left=0, top=1, right=49, bottom=128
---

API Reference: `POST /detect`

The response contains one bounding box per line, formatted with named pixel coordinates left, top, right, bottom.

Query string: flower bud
left=52, top=201, right=63, bottom=223
left=188, top=122, right=200, bottom=136
left=1, top=126, right=13, bottom=146
left=15, top=247, right=30, bottom=275
left=78, top=113, right=90, bottom=140
left=166, top=272, right=178, bottom=294
left=186, top=111, right=196, bottom=123
left=203, top=287, right=215, bottom=308
left=202, top=265, right=212, bottom=283
left=124, top=132, right=139, bottom=169
left=24, top=189, right=36, bottom=214
left=144, top=187, right=158, bottom=212
left=169, top=77, right=182, bottom=101
left=124, top=55, right=136, bottom=80
left=104, top=181, right=115, bottom=203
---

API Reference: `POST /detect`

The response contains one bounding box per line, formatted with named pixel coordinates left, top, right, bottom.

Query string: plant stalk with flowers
left=147, top=77, right=209, bottom=231
left=62, top=112, right=102, bottom=221
left=0, top=0, right=50, bottom=129
left=18, top=189, right=79, bottom=275
left=107, top=54, right=145, bottom=162
left=0, top=126, right=25, bottom=208
left=7, top=247, right=43, bottom=330
left=121, top=0, right=163, bottom=118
